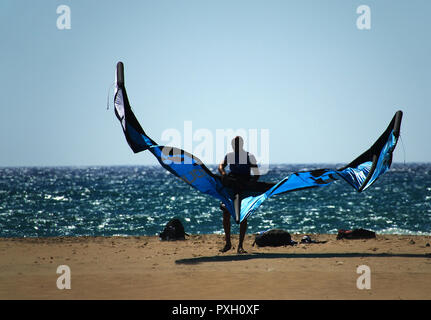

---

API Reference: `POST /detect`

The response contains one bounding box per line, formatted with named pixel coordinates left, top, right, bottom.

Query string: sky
left=0, top=0, right=430, bottom=167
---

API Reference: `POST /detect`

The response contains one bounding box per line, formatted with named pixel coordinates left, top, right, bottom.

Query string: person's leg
left=237, top=219, right=247, bottom=254
left=220, top=206, right=232, bottom=252
left=234, top=193, right=241, bottom=224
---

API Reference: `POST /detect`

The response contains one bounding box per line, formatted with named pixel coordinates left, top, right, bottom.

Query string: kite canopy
left=113, top=61, right=403, bottom=224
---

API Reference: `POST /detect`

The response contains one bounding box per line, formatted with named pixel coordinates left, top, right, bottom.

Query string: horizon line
left=0, top=161, right=428, bottom=169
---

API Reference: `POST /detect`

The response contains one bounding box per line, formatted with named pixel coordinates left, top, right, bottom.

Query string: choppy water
left=0, top=164, right=430, bottom=237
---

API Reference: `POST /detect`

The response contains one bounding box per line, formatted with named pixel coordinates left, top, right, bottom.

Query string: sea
left=0, top=163, right=430, bottom=238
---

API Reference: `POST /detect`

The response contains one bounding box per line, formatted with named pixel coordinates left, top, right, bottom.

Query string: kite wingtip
left=116, top=61, right=124, bottom=86
left=394, top=110, right=403, bottom=138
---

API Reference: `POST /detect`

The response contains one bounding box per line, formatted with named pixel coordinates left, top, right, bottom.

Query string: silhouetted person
left=218, top=136, right=259, bottom=254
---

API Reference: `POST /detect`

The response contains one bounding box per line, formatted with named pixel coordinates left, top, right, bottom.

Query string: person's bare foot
left=219, top=243, right=232, bottom=253
left=237, top=247, right=247, bottom=254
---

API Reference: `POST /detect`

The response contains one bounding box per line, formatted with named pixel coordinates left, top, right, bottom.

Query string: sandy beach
left=1, top=234, right=430, bottom=300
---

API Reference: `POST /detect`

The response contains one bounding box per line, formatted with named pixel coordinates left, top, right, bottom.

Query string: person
left=218, top=136, right=260, bottom=254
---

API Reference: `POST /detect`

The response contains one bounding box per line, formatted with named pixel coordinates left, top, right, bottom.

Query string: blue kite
left=113, top=62, right=403, bottom=224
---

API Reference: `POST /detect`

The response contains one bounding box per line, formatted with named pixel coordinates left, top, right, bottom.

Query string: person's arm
left=218, top=156, right=228, bottom=176
left=249, top=154, right=260, bottom=180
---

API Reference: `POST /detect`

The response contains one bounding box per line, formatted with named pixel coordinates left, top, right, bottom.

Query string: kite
left=113, top=62, right=403, bottom=223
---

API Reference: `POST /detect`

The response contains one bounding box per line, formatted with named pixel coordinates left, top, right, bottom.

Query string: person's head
left=231, top=136, right=244, bottom=152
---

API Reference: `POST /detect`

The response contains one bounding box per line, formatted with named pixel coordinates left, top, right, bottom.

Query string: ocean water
left=0, top=164, right=430, bottom=237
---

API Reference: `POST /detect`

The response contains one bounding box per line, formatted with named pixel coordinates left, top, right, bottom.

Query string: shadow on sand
left=175, top=252, right=431, bottom=265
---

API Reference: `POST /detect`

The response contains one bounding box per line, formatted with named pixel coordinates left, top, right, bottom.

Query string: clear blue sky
left=1, top=0, right=430, bottom=167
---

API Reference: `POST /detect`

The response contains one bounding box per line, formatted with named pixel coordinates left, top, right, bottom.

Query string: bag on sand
left=159, top=218, right=188, bottom=241
left=336, top=228, right=376, bottom=240
left=253, top=229, right=293, bottom=247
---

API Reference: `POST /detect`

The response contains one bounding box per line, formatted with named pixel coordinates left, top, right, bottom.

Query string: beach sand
left=1, top=234, right=430, bottom=300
